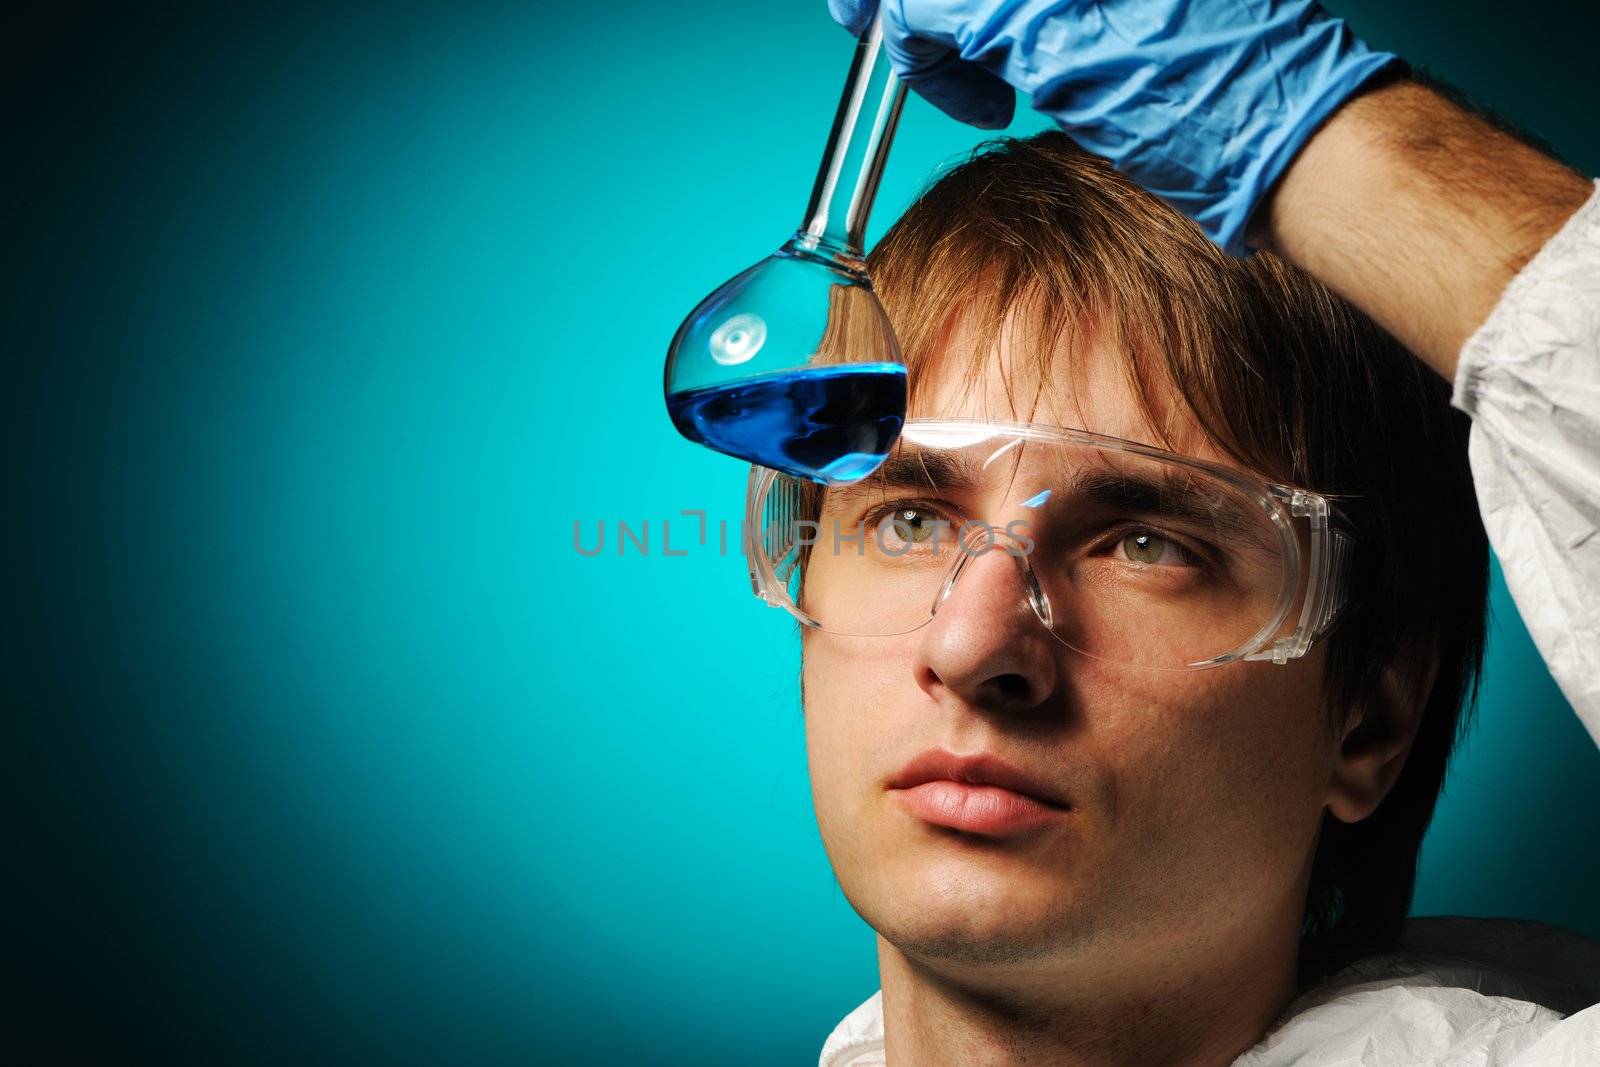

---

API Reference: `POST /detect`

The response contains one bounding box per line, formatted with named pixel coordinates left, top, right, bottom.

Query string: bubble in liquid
left=709, top=312, right=766, bottom=366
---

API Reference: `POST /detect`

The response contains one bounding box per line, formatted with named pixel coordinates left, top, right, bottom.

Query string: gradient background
left=8, top=2, right=1599, bottom=1063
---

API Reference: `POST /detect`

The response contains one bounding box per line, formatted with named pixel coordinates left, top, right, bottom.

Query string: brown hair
left=863, top=130, right=1489, bottom=983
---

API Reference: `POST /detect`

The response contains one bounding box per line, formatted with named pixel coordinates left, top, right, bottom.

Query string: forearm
left=1253, top=78, right=1592, bottom=380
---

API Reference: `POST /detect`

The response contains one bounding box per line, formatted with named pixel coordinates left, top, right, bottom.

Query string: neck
left=876, top=927, right=1299, bottom=1067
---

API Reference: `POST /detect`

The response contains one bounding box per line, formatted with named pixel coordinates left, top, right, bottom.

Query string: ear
left=1325, top=649, right=1438, bottom=824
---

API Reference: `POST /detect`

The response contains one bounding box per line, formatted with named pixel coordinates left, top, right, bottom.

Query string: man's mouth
left=888, top=749, right=1072, bottom=835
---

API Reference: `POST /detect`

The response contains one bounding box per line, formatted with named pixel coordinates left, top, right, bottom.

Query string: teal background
left=8, top=2, right=1598, bottom=1063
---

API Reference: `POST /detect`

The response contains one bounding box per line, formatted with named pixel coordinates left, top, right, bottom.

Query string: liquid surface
left=667, top=363, right=906, bottom=484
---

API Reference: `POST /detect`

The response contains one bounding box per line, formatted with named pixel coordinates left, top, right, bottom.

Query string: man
left=759, top=1, right=1600, bottom=1063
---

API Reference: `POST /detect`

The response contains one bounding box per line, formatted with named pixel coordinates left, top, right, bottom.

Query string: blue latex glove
left=827, top=0, right=1401, bottom=255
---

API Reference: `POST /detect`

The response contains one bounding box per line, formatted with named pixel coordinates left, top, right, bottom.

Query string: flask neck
left=796, top=16, right=906, bottom=269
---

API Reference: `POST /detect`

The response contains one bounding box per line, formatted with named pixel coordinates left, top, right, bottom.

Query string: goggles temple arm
left=1244, top=491, right=1350, bottom=665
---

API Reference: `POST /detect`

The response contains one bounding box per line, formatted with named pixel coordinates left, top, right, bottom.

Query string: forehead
left=910, top=303, right=1225, bottom=466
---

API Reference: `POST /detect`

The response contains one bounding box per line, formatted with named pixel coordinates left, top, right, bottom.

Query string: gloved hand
left=827, top=0, right=1401, bottom=255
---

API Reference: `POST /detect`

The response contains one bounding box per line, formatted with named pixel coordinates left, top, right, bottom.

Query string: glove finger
left=826, top=0, right=880, bottom=38
left=901, top=50, right=1016, bottom=130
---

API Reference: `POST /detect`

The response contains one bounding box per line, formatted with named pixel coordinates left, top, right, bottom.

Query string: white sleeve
left=1451, top=180, right=1600, bottom=746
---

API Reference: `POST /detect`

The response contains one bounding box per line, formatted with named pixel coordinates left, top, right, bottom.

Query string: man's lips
left=888, top=750, right=1072, bottom=835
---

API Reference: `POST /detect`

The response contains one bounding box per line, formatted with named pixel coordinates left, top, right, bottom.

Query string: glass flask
left=664, top=16, right=909, bottom=485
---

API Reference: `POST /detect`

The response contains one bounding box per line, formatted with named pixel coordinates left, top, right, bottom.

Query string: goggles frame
left=743, top=418, right=1354, bottom=669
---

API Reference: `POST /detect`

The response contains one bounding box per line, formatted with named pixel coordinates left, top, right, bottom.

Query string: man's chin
left=874, top=910, right=1078, bottom=971
left=848, top=869, right=1090, bottom=970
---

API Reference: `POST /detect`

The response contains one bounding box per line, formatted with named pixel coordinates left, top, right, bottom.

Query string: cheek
left=800, top=633, right=912, bottom=838
left=1097, top=656, right=1335, bottom=872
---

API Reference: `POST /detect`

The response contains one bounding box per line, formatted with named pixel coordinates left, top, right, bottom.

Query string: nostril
left=986, top=673, right=1033, bottom=704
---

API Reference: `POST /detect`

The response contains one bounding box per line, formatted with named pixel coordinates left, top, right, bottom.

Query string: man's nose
left=913, top=541, right=1061, bottom=715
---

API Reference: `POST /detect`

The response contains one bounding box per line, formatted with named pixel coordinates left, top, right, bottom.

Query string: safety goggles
left=744, top=419, right=1352, bottom=670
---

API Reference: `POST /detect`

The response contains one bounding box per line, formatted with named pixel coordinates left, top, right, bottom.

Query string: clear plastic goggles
left=744, top=419, right=1353, bottom=670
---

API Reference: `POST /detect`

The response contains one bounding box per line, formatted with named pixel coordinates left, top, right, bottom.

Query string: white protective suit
left=820, top=183, right=1600, bottom=1067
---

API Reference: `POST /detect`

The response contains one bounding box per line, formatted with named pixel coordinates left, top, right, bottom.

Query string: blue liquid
left=667, top=363, right=907, bottom=484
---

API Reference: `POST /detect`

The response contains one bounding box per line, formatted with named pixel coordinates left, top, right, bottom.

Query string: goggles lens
left=755, top=424, right=1308, bottom=669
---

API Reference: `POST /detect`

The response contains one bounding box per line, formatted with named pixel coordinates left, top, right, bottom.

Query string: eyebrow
left=1074, top=471, right=1273, bottom=548
left=822, top=451, right=1280, bottom=550
left=824, top=448, right=982, bottom=503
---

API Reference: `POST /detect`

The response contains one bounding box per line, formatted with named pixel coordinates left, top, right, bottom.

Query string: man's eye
left=1117, top=530, right=1198, bottom=567
left=868, top=504, right=954, bottom=551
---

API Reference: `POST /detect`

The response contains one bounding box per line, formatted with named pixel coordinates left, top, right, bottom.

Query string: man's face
left=803, top=316, right=1345, bottom=987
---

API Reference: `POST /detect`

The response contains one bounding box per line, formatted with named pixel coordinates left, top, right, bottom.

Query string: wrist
left=1218, top=52, right=1405, bottom=258
left=1247, top=73, right=1409, bottom=255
